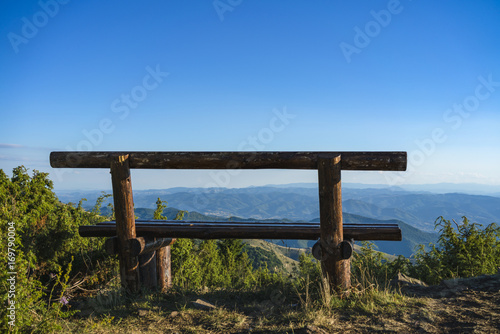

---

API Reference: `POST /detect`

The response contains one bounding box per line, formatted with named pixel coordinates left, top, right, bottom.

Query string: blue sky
left=1, top=0, right=499, bottom=190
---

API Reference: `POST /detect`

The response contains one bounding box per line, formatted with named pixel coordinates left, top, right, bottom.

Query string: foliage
left=351, top=241, right=387, bottom=284
left=172, top=237, right=263, bottom=290
left=154, top=198, right=260, bottom=290
left=297, top=251, right=321, bottom=283
left=410, top=216, right=500, bottom=284
left=345, top=217, right=499, bottom=287
left=153, top=197, right=168, bottom=220
left=351, top=242, right=411, bottom=287
left=243, top=243, right=284, bottom=271
left=0, top=167, right=114, bottom=332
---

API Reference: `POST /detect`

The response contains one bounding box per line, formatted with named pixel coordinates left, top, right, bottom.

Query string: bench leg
left=156, top=245, right=172, bottom=291
left=138, top=244, right=157, bottom=290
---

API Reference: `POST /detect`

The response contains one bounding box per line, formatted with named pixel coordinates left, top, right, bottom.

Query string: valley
left=57, top=183, right=500, bottom=258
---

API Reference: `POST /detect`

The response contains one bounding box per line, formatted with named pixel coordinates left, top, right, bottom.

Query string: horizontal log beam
left=133, top=237, right=176, bottom=256
left=97, top=220, right=400, bottom=228
left=79, top=222, right=402, bottom=241
left=50, top=151, right=407, bottom=171
left=104, top=236, right=176, bottom=256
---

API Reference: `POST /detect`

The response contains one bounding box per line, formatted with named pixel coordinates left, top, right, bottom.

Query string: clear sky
left=1, top=0, right=499, bottom=190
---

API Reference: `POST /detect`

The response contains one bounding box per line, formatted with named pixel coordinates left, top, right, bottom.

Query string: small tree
left=218, top=239, right=253, bottom=288
left=153, top=198, right=201, bottom=288
left=153, top=197, right=168, bottom=220
left=412, top=216, right=500, bottom=284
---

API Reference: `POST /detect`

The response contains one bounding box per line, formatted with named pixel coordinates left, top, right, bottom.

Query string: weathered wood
left=318, top=156, right=350, bottom=292
left=111, top=155, right=140, bottom=292
left=131, top=237, right=176, bottom=256
left=103, top=236, right=176, bottom=256
left=138, top=238, right=157, bottom=290
left=79, top=221, right=402, bottom=241
left=156, top=245, right=172, bottom=291
left=52, top=149, right=407, bottom=296
left=97, top=220, right=400, bottom=227
left=105, top=237, right=117, bottom=256
left=50, top=151, right=407, bottom=171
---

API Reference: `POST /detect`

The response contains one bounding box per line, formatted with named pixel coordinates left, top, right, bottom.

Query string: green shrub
left=0, top=167, right=114, bottom=332
left=298, top=251, right=321, bottom=282
left=155, top=198, right=258, bottom=290
left=351, top=242, right=412, bottom=287
left=347, top=216, right=500, bottom=287
left=411, top=216, right=500, bottom=284
left=171, top=238, right=270, bottom=290
left=349, top=217, right=499, bottom=287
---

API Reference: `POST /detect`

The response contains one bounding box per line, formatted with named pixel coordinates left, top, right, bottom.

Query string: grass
left=52, top=275, right=427, bottom=333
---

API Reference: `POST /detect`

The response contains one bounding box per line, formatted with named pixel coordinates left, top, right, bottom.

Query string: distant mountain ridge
left=99, top=206, right=437, bottom=257
left=261, top=182, right=500, bottom=196
left=57, top=184, right=500, bottom=234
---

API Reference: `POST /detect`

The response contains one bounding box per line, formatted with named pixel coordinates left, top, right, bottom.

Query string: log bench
left=50, top=151, right=407, bottom=293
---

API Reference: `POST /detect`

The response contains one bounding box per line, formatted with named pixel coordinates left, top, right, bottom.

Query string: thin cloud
left=0, top=143, right=61, bottom=151
left=0, top=155, right=46, bottom=163
left=0, top=143, right=24, bottom=148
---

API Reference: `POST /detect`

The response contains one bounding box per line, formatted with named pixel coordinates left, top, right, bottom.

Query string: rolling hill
left=61, top=185, right=500, bottom=233
left=99, top=206, right=437, bottom=257
left=58, top=184, right=498, bottom=257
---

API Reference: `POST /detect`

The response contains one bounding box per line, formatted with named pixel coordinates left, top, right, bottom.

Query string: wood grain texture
left=156, top=245, right=172, bottom=291
left=110, top=155, right=140, bottom=292
left=103, top=236, right=176, bottom=257
left=138, top=239, right=157, bottom=290
left=50, top=151, right=407, bottom=171
left=97, top=220, right=400, bottom=227
left=318, top=156, right=350, bottom=291
left=79, top=222, right=402, bottom=241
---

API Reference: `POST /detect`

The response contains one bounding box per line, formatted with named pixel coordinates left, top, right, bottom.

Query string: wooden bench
left=50, top=151, right=407, bottom=293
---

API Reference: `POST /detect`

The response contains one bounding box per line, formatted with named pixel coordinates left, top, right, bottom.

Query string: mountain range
left=58, top=184, right=500, bottom=231
left=98, top=206, right=437, bottom=258
left=57, top=183, right=500, bottom=257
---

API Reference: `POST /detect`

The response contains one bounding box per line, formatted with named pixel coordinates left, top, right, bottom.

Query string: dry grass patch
left=54, top=281, right=436, bottom=334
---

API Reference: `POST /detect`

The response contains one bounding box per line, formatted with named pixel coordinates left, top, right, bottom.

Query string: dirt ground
left=324, top=273, right=500, bottom=334
left=329, top=290, right=500, bottom=334
left=67, top=273, right=500, bottom=333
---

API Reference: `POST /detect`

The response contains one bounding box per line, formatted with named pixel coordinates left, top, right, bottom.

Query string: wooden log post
left=110, top=155, right=140, bottom=292
left=156, top=245, right=173, bottom=291
left=138, top=237, right=157, bottom=290
left=318, top=155, right=350, bottom=293
left=104, top=236, right=174, bottom=291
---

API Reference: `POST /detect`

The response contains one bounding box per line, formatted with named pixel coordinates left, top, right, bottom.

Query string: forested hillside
left=58, top=185, right=500, bottom=232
